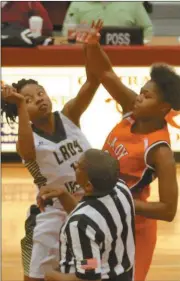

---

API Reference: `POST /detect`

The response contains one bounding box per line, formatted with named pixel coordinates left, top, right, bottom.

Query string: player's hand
left=37, top=185, right=67, bottom=212
left=76, top=19, right=103, bottom=44
left=38, top=185, right=67, bottom=200
left=1, top=84, right=25, bottom=106
left=36, top=194, right=46, bottom=212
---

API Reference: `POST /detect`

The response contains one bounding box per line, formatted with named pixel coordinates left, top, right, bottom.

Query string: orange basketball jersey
left=103, top=113, right=171, bottom=201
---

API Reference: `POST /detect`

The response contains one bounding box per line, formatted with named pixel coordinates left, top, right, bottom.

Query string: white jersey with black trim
left=25, top=111, right=91, bottom=207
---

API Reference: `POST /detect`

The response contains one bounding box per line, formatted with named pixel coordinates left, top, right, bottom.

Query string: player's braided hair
left=1, top=79, right=38, bottom=123
left=150, top=64, right=180, bottom=111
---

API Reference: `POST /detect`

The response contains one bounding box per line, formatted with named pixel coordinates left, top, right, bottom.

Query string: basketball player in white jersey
left=1, top=47, right=99, bottom=281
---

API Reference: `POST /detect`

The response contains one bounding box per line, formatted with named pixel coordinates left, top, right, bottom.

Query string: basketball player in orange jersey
left=78, top=21, right=179, bottom=281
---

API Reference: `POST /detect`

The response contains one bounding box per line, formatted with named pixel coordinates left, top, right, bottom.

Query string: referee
left=39, top=149, right=135, bottom=281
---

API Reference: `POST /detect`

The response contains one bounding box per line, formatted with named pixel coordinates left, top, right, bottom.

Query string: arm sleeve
left=68, top=220, right=102, bottom=280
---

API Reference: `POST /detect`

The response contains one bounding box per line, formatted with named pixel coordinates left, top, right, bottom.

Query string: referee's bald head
left=79, top=149, right=120, bottom=196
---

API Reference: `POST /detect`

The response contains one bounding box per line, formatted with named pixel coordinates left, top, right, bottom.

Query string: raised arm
left=2, top=85, right=35, bottom=161
left=16, top=100, right=36, bottom=161
left=62, top=45, right=100, bottom=127
left=76, top=20, right=137, bottom=114
left=86, top=42, right=137, bottom=114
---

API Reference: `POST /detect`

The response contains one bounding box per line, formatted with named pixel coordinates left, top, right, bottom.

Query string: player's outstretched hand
left=1, top=84, right=25, bottom=106
left=76, top=19, right=103, bottom=44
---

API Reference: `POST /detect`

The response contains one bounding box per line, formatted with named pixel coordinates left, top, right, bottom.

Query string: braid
left=1, top=99, right=18, bottom=124
left=1, top=78, right=38, bottom=124
left=12, top=78, right=38, bottom=93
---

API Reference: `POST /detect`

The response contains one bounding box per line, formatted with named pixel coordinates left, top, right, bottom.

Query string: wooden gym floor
left=2, top=163, right=180, bottom=281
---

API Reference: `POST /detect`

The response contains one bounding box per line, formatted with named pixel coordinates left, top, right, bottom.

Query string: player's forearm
left=58, top=191, right=78, bottom=214
left=17, top=100, right=36, bottom=161
left=75, top=79, right=99, bottom=113
left=79, top=44, right=100, bottom=109
left=62, top=79, right=99, bottom=126
left=86, top=43, right=112, bottom=78
left=86, top=43, right=137, bottom=111
left=134, top=199, right=176, bottom=222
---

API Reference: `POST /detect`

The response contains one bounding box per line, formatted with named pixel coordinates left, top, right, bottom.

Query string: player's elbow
left=18, top=149, right=36, bottom=162
left=163, top=204, right=177, bottom=222
left=16, top=142, right=36, bottom=162
left=24, top=154, right=36, bottom=162
left=164, top=212, right=176, bottom=222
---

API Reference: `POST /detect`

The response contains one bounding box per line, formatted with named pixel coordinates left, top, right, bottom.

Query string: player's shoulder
left=147, top=124, right=170, bottom=146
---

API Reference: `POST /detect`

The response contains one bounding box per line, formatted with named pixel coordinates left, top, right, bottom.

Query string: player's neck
left=33, top=112, right=55, bottom=135
left=132, top=118, right=166, bottom=134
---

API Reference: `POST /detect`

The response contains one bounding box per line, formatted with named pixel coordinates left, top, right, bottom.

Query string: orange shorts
left=135, top=218, right=157, bottom=281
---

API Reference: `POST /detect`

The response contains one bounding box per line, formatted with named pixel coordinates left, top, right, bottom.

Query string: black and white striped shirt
left=59, top=180, right=135, bottom=280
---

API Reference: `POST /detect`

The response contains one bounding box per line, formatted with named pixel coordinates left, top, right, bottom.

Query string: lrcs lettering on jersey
left=107, top=135, right=128, bottom=160
left=53, top=140, right=83, bottom=165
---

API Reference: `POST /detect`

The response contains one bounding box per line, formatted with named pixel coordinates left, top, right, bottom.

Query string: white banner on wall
left=1, top=67, right=180, bottom=152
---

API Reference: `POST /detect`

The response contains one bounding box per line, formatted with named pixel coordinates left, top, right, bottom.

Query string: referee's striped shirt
left=59, top=179, right=135, bottom=281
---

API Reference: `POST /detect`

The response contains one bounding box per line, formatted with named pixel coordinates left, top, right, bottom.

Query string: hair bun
left=12, top=83, right=17, bottom=88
